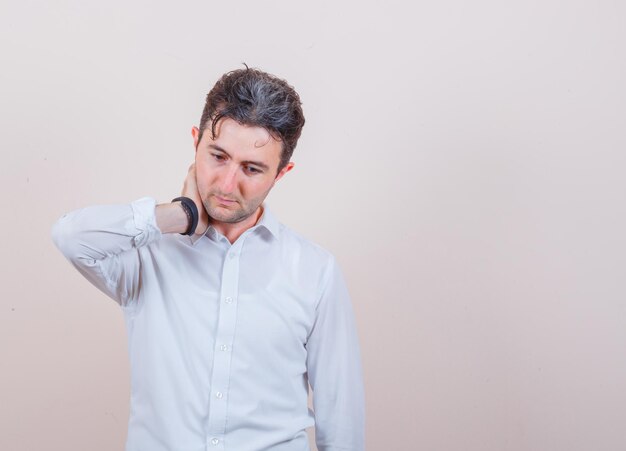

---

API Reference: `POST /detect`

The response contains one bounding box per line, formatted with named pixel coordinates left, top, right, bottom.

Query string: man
left=51, top=67, right=365, bottom=451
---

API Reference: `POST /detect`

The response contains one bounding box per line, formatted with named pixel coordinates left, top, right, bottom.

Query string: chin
left=207, top=207, right=247, bottom=224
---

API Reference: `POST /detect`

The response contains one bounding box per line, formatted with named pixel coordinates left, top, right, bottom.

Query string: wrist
left=171, top=197, right=199, bottom=236
left=155, top=202, right=189, bottom=234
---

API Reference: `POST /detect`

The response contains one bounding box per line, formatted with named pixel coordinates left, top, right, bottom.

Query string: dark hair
left=198, top=66, right=305, bottom=173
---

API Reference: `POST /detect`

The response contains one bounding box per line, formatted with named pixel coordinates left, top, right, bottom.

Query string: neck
left=211, top=206, right=263, bottom=244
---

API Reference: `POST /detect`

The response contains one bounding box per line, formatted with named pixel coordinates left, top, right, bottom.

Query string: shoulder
left=272, top=221, right=339, bottom=294
left=275, top=222, right=336, bottom=267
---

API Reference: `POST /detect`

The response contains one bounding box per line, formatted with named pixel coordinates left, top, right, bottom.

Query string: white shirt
left=51, top=197, right=365, bottom=451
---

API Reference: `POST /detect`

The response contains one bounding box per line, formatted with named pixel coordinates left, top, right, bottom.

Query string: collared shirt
left=51, top=197, right=365, bottom=451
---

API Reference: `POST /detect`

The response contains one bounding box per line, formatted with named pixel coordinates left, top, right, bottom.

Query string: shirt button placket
left=207, top=245, right=243, bottom=447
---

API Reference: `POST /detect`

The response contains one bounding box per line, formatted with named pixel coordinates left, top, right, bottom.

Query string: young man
left=51, top=67, right=365, bottom=451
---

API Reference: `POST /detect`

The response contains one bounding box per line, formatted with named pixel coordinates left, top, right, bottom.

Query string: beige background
left=1, top=0, right=625, bottom=450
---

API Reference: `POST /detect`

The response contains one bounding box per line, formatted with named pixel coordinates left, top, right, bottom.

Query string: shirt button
left=211, top=438, right=219, bottom=445
left=229, top=253, right=237, bottom=259
left=220, top=344, right=228, bottom=351
left=225, top=296, right=233, bottom=303
left=216, top=391, right=223, bottom=399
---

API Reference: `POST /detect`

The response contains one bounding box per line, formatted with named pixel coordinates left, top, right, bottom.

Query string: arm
left=306, top=257, right=366, bottom=451
left=50, top=163, right=209, bottom=307
left=51, top=197, right=163, bottom=307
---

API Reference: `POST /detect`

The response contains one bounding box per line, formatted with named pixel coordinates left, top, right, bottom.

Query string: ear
left=274, top=162, right=295, bottom=183
left=191, top=126, right=200, bottom=151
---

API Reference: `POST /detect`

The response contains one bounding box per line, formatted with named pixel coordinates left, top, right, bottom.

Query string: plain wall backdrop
left=1, top=1, right=625, bottom=450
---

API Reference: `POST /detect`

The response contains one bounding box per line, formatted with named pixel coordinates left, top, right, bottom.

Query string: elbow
left=51, top=215, right=79, bottom=261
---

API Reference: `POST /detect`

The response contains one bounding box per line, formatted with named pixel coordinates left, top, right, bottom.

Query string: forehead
left=207, top=118, right=282, bottom=160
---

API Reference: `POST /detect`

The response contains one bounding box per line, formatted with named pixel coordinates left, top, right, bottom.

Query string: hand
left=181, top=163, right=210, bottom=236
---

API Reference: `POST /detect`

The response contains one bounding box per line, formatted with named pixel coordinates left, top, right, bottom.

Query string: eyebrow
left=208, top=144, right=270, bottom=171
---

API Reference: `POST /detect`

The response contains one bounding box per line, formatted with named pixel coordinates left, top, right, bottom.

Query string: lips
left=214, top=195, right=237, bottom=204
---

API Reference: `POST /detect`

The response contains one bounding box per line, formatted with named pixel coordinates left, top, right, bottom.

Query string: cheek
left=194, top=167, right=215, bottom=192
left=243, top=178, right=273, bottom=199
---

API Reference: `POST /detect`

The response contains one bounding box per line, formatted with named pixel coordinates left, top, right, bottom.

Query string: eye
left=245, top=165, right=262, bottom=175
left=212, top=153, right=226, bottom=162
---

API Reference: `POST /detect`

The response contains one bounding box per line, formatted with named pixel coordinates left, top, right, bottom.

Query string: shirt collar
left=189, top=203, right=279, bottom=246
left=254, top=203, right=280, bottom=238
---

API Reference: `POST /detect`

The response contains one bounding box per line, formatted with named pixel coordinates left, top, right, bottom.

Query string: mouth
left=214, top=195, right=237, bottom=205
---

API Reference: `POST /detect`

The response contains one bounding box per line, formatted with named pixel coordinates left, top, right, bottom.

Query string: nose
left=218, top=165, right=238, bottom=194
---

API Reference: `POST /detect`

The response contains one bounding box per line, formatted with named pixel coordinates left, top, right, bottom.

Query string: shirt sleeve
left=50, top=196, right=162, bottom=308
left=306, top=256, right=366, bottom=451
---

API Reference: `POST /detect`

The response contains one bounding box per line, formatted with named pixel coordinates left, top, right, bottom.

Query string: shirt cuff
left=130, top=196, right=162, bottom=247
